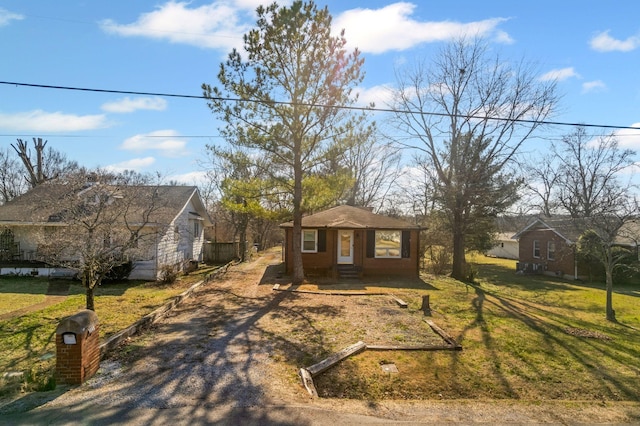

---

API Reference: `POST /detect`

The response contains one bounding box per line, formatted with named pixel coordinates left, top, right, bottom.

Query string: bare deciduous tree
left=36, top=170, right=166, bottom=310
left=391, top=38, right=558, bottom=280
left=576, top=198, right=639, bottom=322
left=555, top=126, right=636, bottom=218
left=521, top=152, right=562, bottom=217
left=0, top=147, right=27, bottom=204
left=337, top=122, right=403, bottom=211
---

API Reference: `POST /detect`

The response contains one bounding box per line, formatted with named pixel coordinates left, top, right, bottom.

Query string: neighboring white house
left=486, top=232, right=519, bottom=260
left=0, top=183, right=212, bottom=280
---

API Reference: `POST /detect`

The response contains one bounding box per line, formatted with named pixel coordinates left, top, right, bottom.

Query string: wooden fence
left=203, top=241, right=240, bottom=264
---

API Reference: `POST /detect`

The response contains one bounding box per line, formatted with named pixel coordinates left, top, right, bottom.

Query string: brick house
left=512, top=217, right=581, bottom=279
left=513, top=216, right=640, bottom=280
left=280, top=205, right=422, bottom=279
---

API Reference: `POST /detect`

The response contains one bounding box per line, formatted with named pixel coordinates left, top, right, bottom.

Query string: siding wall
left=156, top=198, right=205, bottom=277
left=1, top=194, right=206, bottom=281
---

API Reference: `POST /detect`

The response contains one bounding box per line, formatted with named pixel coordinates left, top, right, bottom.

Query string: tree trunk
left=605, top=266, right=615, bottom=322
left=451, top=228, right=467, bottom=281
left=291, top=155, right=305, bottom=285
left=86, top=286, right=95, bottom=311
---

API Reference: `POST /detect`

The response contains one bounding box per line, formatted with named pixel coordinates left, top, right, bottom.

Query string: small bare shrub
left=158, top=264, right=178, bottom=284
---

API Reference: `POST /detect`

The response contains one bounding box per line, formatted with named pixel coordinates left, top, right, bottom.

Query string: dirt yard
left=17, top=249, right=640, bottom=424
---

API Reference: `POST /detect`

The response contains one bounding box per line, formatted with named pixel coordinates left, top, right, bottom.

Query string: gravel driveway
left=5, top=251, right=639, bottom=425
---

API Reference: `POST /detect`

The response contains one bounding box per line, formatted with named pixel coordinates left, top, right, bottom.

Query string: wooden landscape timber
left=424, top=318, right=462, bottom=350
left=299, top=316, right=463, bottom=396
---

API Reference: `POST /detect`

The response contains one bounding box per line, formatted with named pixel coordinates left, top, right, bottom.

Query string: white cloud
left=333, top=2, right=512, bottom=54
left=581, top=80, right=606, bottom=94
left=0, top=110, right=108, bottom=132
left=590, top=30, right=640, bottom=52
left=169, top=170, right=208, bottom=185
left=539, top=67, right=579, bottom=82
left=356, top=84, right=395, bottom=107
left=100, top=1, right=254, bottom=51
left=614, top=123, right=640, bottom=150
left=105, top=157, right=156, bottom=173
left=101, top=97, right=167, bottom=113
left=120, top=130, right=188, bottom=157
left=0, top=8, right=24, bottom=26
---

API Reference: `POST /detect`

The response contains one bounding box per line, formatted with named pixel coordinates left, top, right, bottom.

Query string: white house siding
left=487, top=234, right=519, bottom=259
left=1, top=187, right=209, bottom=281
left=154, top=197, right=205, bottom=278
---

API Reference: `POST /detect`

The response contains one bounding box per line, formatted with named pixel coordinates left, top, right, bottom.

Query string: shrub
left=158, top=264, right=178, bottom=284
left=104, top=261, right=133, bottom=282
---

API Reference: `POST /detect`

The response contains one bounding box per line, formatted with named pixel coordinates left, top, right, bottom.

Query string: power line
left=2, top=80, right=640, bottom=132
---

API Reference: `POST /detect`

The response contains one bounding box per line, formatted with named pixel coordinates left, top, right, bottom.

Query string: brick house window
left=302, top=229, right=317, bottom=253
left=547, top=241, right=556, bottom=260
left=533, top=240, right=540, bottom=258
left=375, top=230, right=402, bottom=258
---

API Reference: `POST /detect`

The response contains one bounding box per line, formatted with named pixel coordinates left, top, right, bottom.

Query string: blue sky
left=1, top=1, right=639, bottom=184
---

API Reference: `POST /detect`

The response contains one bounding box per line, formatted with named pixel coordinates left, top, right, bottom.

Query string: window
left=366, top=230, right=411, bottom=258
left=547, top=241, right=556, bottom=260
left=375, top=230, right=401, bottom=258
left=193, top=221, right=200, bottom=237
left=533, top=240, right=540, bottom=258
left=302, top=229, right=317, bottom=253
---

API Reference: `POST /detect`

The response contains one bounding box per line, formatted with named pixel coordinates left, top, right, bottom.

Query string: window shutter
left=318, top=229, right=326, bottom=252
left=401, top=231, right=410, bottom=258
left=366, top=230, right=375, bottom=258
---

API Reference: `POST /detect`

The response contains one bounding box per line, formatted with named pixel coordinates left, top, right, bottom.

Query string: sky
left=0, top=1, right=639, bottom=185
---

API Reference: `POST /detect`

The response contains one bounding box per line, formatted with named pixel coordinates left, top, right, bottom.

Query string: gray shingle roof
left=0, top=183, right=211, bottom=226
left=513, top=216, right=639, bottom=246
left=280, top=205, right=420, bottom=229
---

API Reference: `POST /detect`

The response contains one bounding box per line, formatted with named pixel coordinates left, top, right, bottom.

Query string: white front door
left=337, top=230, right=354, bottom=264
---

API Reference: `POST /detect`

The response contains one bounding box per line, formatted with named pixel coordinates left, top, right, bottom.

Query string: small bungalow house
left=0, top=183, right=212, bottom=280
left=280, top=205, right=422, bottom=278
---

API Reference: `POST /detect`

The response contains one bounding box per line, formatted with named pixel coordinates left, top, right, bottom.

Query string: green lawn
left=0, top=266, right=219, bottom=397
left=316, top=254, right=640, bottom=401
left=0, top=278, right=49, bottom=316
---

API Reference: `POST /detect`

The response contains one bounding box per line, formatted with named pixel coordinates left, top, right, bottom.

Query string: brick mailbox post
left=55, top=309, right=100, bottom=385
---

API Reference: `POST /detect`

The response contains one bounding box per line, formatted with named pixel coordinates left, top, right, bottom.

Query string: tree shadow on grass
left=454, top=280, right=640, bottom=401
left=1, top=279, right=321, bottom=424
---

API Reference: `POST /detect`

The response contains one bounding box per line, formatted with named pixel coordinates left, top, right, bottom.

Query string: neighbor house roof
left=0, top=182, right=212, bottom=227
left=512, top=216, right=639, bottom=247
left=280, top=205, right=421, bottom=229
left=511, top=217, right=579, bottom=243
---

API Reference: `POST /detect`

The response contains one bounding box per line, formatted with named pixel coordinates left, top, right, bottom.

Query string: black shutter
left=366, top=230, right=375, bottom=258
left=317, top=229, right=326, bottom=252
left=401, top=230, right=410, bottom=258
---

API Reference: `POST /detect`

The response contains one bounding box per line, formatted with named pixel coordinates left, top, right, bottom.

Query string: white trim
left=301, top=229, right=318, bottom=253
left=374, top=230, right=402, bottom=258
left=533, top=240, right=541, bottom=258
left=337, top=230, right=354, bottom=264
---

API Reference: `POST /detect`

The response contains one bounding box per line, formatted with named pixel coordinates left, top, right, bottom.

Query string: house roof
left=280, top=205, right=421, bottom=230
left=512, top=216, right=639, bottom=247
left=0, top=182, right=212, bottom=227
left=511, top=217, right=579, bottom=243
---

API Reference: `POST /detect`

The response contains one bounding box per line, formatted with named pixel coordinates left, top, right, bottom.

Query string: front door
left=337, top=230, right=354, bottom=264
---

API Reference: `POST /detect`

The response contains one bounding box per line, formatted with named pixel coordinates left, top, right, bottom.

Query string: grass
left=2, top=254, right=639, bottom=404
left=313, top=254, right=640, bottom=401
left=0, top=278, right=49, bottom=316
left=0, top=265, right=220, bottom=398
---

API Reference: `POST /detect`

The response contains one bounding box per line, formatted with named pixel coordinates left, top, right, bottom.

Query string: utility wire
left=2, top=80, right=640, bottom=131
